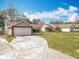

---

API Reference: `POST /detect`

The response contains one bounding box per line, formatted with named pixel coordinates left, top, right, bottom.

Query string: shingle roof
left=7, top=20, right=31, bottom=28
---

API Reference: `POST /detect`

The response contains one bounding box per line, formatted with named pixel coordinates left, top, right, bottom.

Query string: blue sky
left=0, top=0, right=79, bottom=12
left=0, top=0, right=79, bottom=23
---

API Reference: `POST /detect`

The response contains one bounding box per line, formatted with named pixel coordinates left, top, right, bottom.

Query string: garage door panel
left=14, top=27, right=31, bottom=36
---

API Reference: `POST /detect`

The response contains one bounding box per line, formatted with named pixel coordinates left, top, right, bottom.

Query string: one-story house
left=60, top=24, right=79, bottom=32
left=5, top=20, right=32, bottom=36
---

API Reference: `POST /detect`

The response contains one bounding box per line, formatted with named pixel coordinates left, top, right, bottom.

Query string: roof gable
left=8, top=20, right=31, bottom=28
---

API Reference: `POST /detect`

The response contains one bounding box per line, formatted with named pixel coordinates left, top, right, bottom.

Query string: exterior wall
left=61, top=28, right=79, bottom=32
left=72, top=29, right=79, bottom=32
left=41, top=25, right=50, bottom=32
left=8, top=28, right=12, bottom=35
left=61, top=28, right=70, bottom=32
left=41, top=26, right=46, bottom=32
left=4, top=24, right=8, bottom=35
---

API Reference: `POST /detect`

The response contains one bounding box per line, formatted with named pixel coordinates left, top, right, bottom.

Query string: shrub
left=54, top=27, right=61, bottom=32
left=4, top=35, right=15, bottom=42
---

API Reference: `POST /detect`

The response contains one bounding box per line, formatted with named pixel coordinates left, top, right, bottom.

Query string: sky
left=0, top=0, right=79, bottom=23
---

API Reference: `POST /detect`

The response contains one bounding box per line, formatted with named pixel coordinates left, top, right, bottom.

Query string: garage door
left=14, top=27, right=32, bottom=36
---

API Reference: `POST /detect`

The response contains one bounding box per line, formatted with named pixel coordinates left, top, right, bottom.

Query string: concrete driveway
left=13, top=36, right=76, bottom=59
left=45, top=48, right=76, bottom=59
left=14, top=36, right=76, bottom=59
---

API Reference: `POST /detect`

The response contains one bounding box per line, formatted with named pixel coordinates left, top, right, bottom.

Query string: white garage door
left=14, top=27, right=32, bottom=36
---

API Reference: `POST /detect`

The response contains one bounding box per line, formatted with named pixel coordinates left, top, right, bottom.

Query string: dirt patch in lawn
left=76, top=49, right=79, bottom=54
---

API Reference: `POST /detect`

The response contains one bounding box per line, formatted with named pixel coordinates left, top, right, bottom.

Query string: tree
left=50, top=21, right=63, bottom=24
left=32, top=19, right=41, bottom=24
left=5, top=3, right=20, bottom=21
left=0, top=11, right=6, bottom=34
left=21, top=14, right=31, bottom=23
left=6, top=6, right=16, bottom=21
left=6, top=5, right=31, bottom=23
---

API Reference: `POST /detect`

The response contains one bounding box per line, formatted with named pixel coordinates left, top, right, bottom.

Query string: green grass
left=0, top=35, right=15, bottom=42
left=3, top=35, right=15, bottom=42
left=35, top=32, right=79, bottom=59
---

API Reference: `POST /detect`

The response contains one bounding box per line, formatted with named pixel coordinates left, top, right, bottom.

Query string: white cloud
left=68, top=13, right=78, bottom=22
left=69, top=6, right=78, bottom=11
left=24, top=6, right=79, bottom=22
left=24, top=11, right=60, bottom=21
left=58, top=7, right=65, bottom=12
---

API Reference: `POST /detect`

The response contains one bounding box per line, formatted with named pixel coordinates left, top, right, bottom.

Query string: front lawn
left=35, top=32, right=79, bottom=59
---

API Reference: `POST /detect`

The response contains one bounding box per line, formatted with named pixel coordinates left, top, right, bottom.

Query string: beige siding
left=8, top=28, right=12, bottom=35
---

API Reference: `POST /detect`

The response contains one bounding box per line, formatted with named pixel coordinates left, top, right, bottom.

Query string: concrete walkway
left=45, top=48, right=76, bottom=59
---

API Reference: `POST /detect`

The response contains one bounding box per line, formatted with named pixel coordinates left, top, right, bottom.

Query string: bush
left=4, top=35, right=15, bottom=42
left=0, top=31, right=3, bottom=35
left=54, top=27, right=61, bottom=32
left=0, top=28, right=4, bottom=35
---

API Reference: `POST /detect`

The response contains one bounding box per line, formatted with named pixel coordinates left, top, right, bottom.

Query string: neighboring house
left=48, top=23, right=79, bottom=32
left=35, top=22, right=44, bottom=28
left=60, top=24, right=79, bottom=32
left=5, top=20, right=32, bottom=36
left=41, top=24, right=56, bottom=32
left=31, top=22, right=44, bottom=32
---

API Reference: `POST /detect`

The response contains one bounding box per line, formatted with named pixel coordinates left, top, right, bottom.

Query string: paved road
left=45, top=48, right=76, bottom=59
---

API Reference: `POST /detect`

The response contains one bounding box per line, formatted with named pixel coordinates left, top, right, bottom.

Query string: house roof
left=51, top=23, right=79, bottom=28
left=7, top=20, right=31, bottom=28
